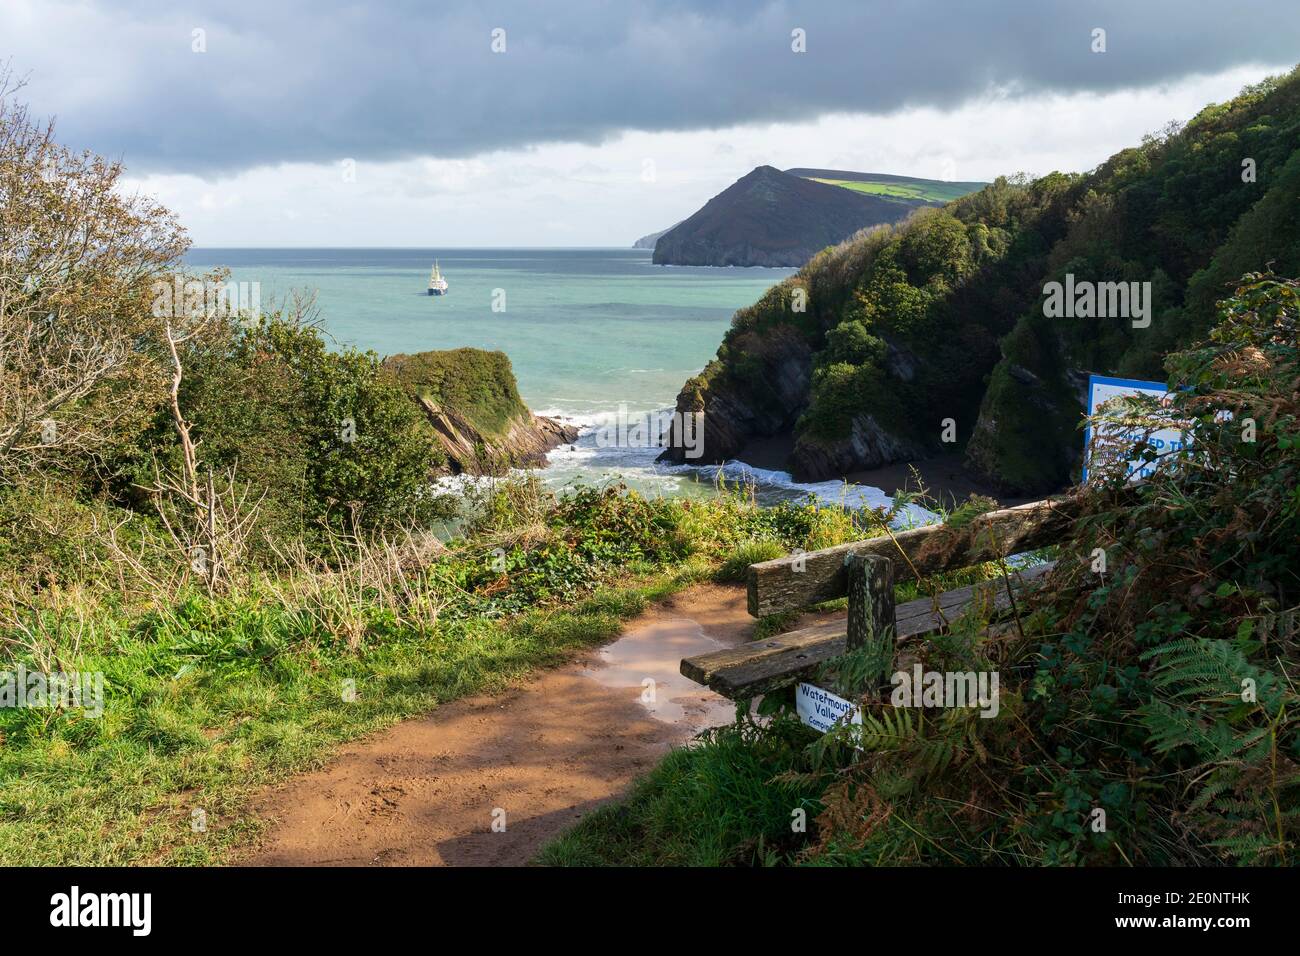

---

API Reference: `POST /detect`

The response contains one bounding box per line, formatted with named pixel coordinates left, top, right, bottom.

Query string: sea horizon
left=180, top=246, right=907, bottom=509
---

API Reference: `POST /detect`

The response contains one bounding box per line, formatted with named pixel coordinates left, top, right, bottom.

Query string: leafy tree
left=822, top=320, right=886, bottom=366
left=139, top=300, right=445, bottom=543
left=0, top=68, right=187, bottom=481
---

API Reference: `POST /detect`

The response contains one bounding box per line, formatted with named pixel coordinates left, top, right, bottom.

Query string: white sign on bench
left=795, top=682, right=862, bottom=734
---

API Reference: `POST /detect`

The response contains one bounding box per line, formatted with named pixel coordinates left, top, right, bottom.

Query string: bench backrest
left=747, top=496, right=1081, bottom=618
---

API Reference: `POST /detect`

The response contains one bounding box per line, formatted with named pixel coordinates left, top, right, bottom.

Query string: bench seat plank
left=684, top=562, right=1054, bottom=698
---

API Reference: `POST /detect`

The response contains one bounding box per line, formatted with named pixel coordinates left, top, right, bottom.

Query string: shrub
left=716, top=540, right=787, bottom=582
left=132, top=310, right=447, bottom=542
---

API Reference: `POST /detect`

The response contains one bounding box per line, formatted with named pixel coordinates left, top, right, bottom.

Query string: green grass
left=535, top=717, right=822, bottom=866
left=807, top=177, right=979, bottom=204
left=715, top=539, right=788, bottom=582
left=0, top=474, right=938, bottom=867
left=0, top=560, right=710, bottom=866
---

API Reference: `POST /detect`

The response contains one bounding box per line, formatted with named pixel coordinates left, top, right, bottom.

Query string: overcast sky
left=3, top=1, right=1296, bottom=246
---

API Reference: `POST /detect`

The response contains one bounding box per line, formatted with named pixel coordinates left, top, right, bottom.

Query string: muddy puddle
left=581, top=616, right=737, bottom=727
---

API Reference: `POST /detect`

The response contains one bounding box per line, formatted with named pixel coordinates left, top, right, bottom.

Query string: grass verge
left=0, top=559, right=710, bottom=865
left=535, top=717, right=821, bottom=866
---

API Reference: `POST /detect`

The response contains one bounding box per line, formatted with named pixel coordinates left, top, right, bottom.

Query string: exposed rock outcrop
left=791, top=415, right=929, bottom=483
left=382, top=348, right=577, bottom=476
left=658, top=325, right=814, bottom=467
left=415, top=396, right=577, bottom=475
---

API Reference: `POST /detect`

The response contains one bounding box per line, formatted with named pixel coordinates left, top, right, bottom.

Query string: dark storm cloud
left=7, top=0, right=1297, bottom=174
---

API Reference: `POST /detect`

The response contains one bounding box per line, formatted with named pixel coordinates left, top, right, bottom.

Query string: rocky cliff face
left=658, top=327, right=930, bottom=482
left=652, top=166, right=912, bottom=268
left=632, top=224, right=677, bottom=250
left=791, top=415, right=929, bottom=482
left=658, top=324, right=814, bottom=467
left=414, top=396, right=577, bottom=475
left=382, top=348, right=577, bottom=476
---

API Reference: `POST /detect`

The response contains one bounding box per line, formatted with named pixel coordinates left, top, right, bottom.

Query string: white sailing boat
left=427, top=260, right=449, bottom=296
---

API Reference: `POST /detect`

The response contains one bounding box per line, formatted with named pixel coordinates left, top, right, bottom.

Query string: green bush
left=131, top=312, right=446, bottom=541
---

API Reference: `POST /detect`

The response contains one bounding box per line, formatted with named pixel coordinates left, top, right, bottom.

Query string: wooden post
left=845, top=553, right=895, bottom=681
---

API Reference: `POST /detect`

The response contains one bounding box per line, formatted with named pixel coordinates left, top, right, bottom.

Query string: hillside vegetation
left=667, top=67, right=1300, bottom=494
left=383, top=348, right=527, bottom=440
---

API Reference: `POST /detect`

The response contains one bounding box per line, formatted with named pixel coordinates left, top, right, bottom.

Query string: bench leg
left=846, top=553, right=896, bottom=683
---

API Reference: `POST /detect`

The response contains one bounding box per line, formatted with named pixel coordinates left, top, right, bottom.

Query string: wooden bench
left=681, top=496, right=1081, bottom=700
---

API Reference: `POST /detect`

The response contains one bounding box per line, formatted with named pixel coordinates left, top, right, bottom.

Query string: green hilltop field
left=787, top=168, right=988, bottom=204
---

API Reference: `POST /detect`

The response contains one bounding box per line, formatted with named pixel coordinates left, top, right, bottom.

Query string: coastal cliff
left=652, top=166, right=914, bottom=268
left=662, top=323, right=816, bottom=464
left=661, top=69, right=1300, bottom=494
left=632, top=224, right=677, bottom=250
left=382, top=348, right=578, bottom=475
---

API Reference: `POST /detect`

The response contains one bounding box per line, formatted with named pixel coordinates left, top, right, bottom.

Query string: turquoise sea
left=184, top=248, right=905, bottom=510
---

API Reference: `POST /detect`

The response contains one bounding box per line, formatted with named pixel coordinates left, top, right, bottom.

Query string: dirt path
left=239, top=583, right=759, bottom=866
